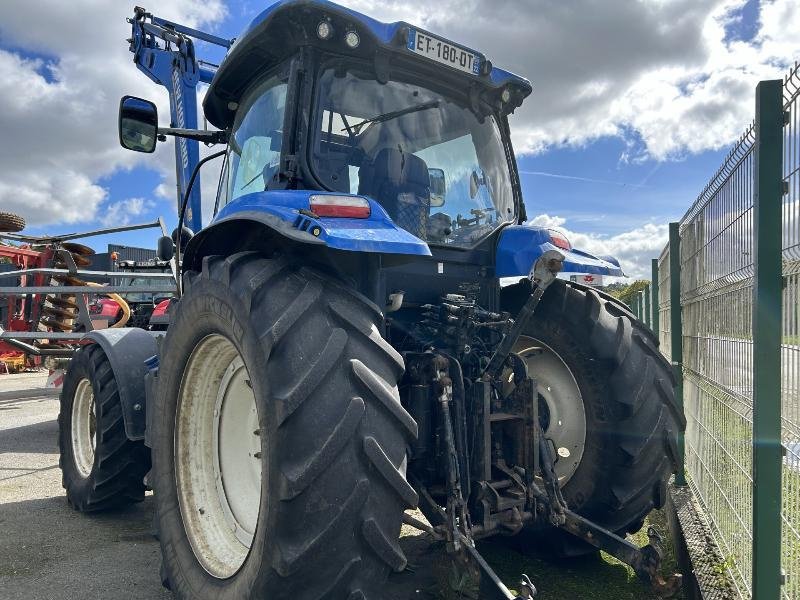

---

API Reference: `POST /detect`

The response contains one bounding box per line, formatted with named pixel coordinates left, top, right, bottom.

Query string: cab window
left=224, top=74, right=288, bottom=205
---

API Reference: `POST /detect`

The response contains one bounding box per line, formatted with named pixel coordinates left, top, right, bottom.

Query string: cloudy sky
left=0, top=0, right=798, bottom=278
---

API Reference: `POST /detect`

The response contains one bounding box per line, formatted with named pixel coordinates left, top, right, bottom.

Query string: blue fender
left=496, top=225, right=625, bottom=278
left=84, top=328, right=163, bottom=441
left=206, top=190, right=432, bottom=256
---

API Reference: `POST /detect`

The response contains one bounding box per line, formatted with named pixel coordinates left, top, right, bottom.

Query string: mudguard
left=192, top=189, right=432, bottom=258
left=496, top=225, right=625, bottom=278
left=84, top=328, right=163, bottom=441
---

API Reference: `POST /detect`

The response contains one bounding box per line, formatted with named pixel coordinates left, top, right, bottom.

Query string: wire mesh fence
left=658, top=244, right=671, bottom=362
left=781, top=62, right=800, bottom=600
left=678, top=124, right=757, bottom=597
left=653, top=66, right=800, bottom=598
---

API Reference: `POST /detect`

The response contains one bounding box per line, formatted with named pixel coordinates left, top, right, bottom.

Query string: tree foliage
left=614, top=280, right=651, bottom=305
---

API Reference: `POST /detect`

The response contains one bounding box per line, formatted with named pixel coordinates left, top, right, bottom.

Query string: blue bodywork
left=496, top=226, right=625, bottom=278
left=213, top=191, right=431, bottom=256
left=129, top=1, right=624, bottom=279
left=203, top=0, right=532, bottom=128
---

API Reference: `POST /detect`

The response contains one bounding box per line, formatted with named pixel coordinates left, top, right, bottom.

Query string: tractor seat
left=358, top=147, right=431, bottom=239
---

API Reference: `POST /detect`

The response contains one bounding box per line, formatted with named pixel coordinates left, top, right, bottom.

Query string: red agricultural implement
left=0, top=217, right=176, bottom=367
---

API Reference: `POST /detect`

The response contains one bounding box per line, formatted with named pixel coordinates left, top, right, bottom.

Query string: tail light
left=548, top=229, right=572, bottom=251
left=309, top=195, right=371, bottom=218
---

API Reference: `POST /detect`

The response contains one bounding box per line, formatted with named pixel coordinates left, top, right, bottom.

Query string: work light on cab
left=344, top=30, right=360, bottom=48
left=316, top=20, right=333, bottom=40
left=309, top=195, right=371, bottom=218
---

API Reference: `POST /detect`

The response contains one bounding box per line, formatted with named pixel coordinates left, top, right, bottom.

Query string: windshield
left=312, top=66, right=515, bottom=247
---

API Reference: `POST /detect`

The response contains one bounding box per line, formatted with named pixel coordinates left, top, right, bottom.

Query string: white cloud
left=99, top=197, right=156, bottom=228
left=0, top=0, right=225, bottom=227
left=530, top=214, right=668, bottom=280
left=1, top=0, right=798, bottom=236
left=341, top=0, right=800, bottom=159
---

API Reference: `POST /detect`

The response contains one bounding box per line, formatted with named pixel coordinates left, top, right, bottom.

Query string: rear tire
left=501, top=279, right=685, bottom=555
left=153, top=253, right=418, bottom=599
left=58, top=344, right=150, bottom=511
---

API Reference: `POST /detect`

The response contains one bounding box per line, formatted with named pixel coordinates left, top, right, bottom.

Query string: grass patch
left=478, top=509, right=683, bottom=600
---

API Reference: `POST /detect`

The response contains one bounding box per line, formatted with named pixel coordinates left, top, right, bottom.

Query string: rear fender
left=495, top=225, right=625, bottom=278
left=84, top=328, right=162, bottom=441
left=188, top=190, right=429, bottom=261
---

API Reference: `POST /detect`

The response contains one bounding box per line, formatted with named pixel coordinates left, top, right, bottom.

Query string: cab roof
left=204, top=0, right=532, bottom=129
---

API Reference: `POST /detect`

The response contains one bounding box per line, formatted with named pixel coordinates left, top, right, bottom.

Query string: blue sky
left=0, top=0, right=796, bottom=278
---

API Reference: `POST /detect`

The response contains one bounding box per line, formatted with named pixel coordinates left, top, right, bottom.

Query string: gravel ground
left=0, top=375, right=436, bottom=600
left=0, top=374, right=680, bottom=600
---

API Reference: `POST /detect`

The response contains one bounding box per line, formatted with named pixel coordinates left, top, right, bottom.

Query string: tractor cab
left=203, top=2, right=531, bottom=254
left=119, top=1, right=622, bottom=308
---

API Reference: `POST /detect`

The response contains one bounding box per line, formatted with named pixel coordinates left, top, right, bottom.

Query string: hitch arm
left=559, top=511, right=682, bottom=597
left=455, top=533, right=536, bottom=600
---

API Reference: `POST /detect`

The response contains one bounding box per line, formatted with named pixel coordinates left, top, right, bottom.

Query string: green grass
left=478, top=509, right=683, bottom=600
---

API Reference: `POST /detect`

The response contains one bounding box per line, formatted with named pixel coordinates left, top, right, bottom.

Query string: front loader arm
left=127, top=7, right=233, bottom=232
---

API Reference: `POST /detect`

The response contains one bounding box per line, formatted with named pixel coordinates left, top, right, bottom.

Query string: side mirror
left=119, top=95, right=158, bottom=153
left=157, top=236, right=175, bottom=261
left=428, top=168, right=446, bottom=207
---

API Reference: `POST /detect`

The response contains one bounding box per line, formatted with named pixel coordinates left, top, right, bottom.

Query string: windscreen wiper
left=346, top=100, right=440, bottom=135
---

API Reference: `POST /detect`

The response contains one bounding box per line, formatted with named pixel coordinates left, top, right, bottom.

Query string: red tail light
left=309, top=195, right=371, bottom=218
left=548, top=229, right=572, bottom=251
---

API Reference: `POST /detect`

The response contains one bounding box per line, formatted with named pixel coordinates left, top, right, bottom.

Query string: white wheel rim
left=71, top=378, right=96, bottom=477
left=175, top=334, right=262, bottom=579
left=515, top=336, right=586, bottom=485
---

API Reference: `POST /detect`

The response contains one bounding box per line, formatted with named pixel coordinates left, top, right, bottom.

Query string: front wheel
left=152, top=253, right=418, bottom=599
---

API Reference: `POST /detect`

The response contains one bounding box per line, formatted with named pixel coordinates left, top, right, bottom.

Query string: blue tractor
left=57, top=2, right=684, bottom=597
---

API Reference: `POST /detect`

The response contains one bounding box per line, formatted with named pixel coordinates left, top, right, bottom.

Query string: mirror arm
left=157, top=127, right=228, bottom=144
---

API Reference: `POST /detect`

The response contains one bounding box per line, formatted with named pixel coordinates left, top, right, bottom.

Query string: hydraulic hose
left=175, top=148, right=227, bottom=296
left=85, top=281, right=130, bottom=328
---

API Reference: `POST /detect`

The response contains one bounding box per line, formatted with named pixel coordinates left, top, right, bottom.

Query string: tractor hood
left=204, top=0, right=532, bottom=129
left=495, top=225, right=626, bottom=278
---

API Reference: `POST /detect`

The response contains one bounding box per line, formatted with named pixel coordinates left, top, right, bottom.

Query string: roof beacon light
left=548, top=229, right=572, bottom=251
left=316, top=20, right=333, bottom=40
left=344, top=30, right=360, bottom=49
left=310, top=195, right=371, bottom=218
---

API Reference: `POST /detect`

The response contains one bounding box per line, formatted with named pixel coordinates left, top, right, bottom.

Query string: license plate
left=406, top=29, right=481, bottom=76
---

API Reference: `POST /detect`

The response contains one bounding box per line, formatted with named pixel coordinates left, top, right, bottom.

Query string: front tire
left=58, top=344, right=150, bottom=511
left=502, top=279, right=685, bottom=554
left=153, top=253, right=418, bottom=599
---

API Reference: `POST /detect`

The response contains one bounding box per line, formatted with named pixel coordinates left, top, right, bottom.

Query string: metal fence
left=782, top=62, right=800, bottom=600
left=679, top=123, right=757, bottom=597
left=639, top=67, right=800, bottom=599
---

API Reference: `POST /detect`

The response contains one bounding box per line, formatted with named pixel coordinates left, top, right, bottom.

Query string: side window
left=214, top=154, right=229, bottom=215
left=225, top=75, right=288, bottom=205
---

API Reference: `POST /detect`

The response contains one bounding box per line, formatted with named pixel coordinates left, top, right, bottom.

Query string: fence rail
left=643, top=65, right=800, bottom=599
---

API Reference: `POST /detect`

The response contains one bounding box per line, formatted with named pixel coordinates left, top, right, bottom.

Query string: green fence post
left=669, top=221, right=686, bottom=486
left=651, top=258, right=659, bottom=340
left=752, top=79, right=784, bottom=600
left=644, top=284, right=651, bottom=329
